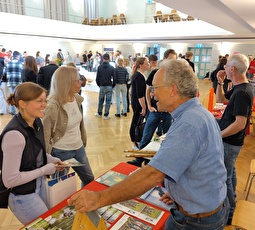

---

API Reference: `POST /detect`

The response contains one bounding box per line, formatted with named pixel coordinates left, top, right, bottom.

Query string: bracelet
left=218, top=82, right=224, bottom=86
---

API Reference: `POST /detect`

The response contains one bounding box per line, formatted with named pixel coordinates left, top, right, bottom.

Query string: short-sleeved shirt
left=219, top=83, right=253, bottom=146
left=149, top=98, right=227, bottom=214
left=146, top=69, right=158, bottom=109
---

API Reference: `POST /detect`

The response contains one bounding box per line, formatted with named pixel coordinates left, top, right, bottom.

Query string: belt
left=175, top=203, right=223, bottom=218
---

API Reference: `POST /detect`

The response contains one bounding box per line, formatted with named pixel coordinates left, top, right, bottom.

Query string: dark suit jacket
left=37, top=64, right=58, bottom=91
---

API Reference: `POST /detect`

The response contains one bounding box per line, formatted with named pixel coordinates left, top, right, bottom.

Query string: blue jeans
left=165, top=197, right=229, bottom=230
left=115, top=84, right=127, bottom=114
left=51, top=146, right=94, bottom=188
left=9, top=86, right=16, bottom=114
left=8, top=176, right=48, bottom=225
left=139, top=112, right=172, bottom=150
left=97, top=86, right=113, bottom=116
left=223, top=142, right=242, bottom=219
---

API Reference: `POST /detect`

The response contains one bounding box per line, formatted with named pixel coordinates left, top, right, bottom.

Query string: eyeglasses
left=150, top=84, right=170, bottom=93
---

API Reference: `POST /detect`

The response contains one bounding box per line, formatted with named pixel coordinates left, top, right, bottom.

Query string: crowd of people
left=0, top=46, right=254, bottom=229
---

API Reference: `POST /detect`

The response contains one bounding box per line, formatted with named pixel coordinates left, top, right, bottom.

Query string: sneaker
left=95, top=113, right=102, bottom=118
left=103, top=115, right=111, bottom=120
left=132, top=145, right=139, bottom=150
left=121, top=113, right=127, bottom=117
left=115, top=114, right=121, bottom=118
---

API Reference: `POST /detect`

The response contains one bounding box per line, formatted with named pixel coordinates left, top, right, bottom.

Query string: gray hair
left=159, top=59, right=198, bottom=98
left=227, top=53, right=249, bottom=74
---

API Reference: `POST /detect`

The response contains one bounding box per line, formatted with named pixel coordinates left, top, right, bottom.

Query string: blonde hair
left=48, top=66, right=79, bottom=104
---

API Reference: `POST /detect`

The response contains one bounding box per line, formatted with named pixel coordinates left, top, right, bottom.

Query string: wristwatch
left=218, top=82, right=224, bottom=86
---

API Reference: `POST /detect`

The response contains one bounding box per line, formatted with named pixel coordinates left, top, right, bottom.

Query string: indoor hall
left=0, top=79, right=255, bottom=229
left=1, top=0, right=255, bottom=229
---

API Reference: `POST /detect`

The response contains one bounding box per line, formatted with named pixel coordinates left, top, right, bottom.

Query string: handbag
left=134, top=116, right=146, bottom=142
left=46, top=171, right=77, bottom=209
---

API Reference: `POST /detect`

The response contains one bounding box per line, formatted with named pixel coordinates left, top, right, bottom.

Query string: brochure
left=112, top=199, right=164, bottom=225
left=95, top=170, right=127, bottom=186
left=140, top=186, right=174, bottom=211
left=58, top=158, right=85, bottom=167
left=110, top=214, right=153, bottom=230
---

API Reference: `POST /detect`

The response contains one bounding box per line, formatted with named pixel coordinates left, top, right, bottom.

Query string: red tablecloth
left=21, top=162, right=170, bottom=230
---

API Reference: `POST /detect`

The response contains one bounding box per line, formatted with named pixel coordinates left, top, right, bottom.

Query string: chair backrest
left=156, top=10, right=162, bottom=15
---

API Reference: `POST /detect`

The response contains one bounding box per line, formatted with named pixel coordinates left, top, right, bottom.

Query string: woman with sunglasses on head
left=43, top=66, right=94, bottom=188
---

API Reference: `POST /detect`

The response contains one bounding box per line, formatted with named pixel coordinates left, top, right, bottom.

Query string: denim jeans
left=8, top=176, right=48, bottom=225
left=97, top=86, right=113, bottom=116
left=51, top=146, right=94, bottom=188
left=164, top=197, right=229, bottom=230
left=223, top=142, right=242, bottom=219
left=9, top=86, right=16, bottom=114
left=115, top=84, right=127, bottom=114
left=139, top=112, right=172, bottom=150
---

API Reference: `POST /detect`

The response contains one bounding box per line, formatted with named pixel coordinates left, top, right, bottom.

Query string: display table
left=21, top=162, right=170, bottom=229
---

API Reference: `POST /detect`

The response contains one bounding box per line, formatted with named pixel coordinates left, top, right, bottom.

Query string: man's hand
left=159, top=192, right=174, bottom=205
left=216, top=70, right=226, bottom=83
left=68, top=190, right=100, bottom=212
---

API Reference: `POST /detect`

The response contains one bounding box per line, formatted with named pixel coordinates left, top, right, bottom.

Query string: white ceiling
left=154, top=0, right=255, bottom=42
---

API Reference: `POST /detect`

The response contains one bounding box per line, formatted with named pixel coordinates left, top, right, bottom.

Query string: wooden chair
left=169, top=9, right=181, bottom=22
left=116, top=17, right=122, bottom=25
left=119, top=13, right=126, bottom=24
left=104, top=18, right=112, bottom=25
left=112, top=14, right=118, bottom=25
left=89, top=18, right=98, bottom=26
left=187, top=15, right=195, bottom=21
left=244, top=159, right=255, bottom=200
left=162, top=14, right=169, bottom=22
left=98, top=17, right=104, bottom=26
left=82, top=18, right=89, bottom=25
left=153, top=10, right=162, bottom=23
left=230, top=200, right=255, bottom=229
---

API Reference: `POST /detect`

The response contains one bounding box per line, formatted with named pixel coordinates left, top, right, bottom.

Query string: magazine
left=22, top=205, right=76, bottom=230
left=110, top=214, right=153, bottom=230
left=112, top=199, right=164, bottom=225
left=95, top=170, right=127, bottom=186
left=57, top=158, right=85, bottom=167
left=140, top=186, right=174, bottom=211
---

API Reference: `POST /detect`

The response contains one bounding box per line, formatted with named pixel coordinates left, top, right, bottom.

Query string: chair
left=230, top=200, right=255, bottom=229
left=162, top=14, right=169, bottom=22
left=169, top=9, right=181, bottom=22
left=119, top=13, right=126, bottom=24
left=244, top=159, right=255, bottom=200
left=98, top=17, right=104, bottom=26
left=187, top=15, right=195, bottom=21
left=82, top=18, right=89, bottom=25
left=153, top=10, right=162, bottom=23
left=112, top=14, right=118, bottom=25
left=89, top=19, right=98, bottom=26
left=116, top=17, right=122, bottom=25
left=104, top=18, right=112, bottom=25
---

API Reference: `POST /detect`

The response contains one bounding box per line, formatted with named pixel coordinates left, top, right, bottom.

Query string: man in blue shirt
left=69, top=59, right=229, bottom=229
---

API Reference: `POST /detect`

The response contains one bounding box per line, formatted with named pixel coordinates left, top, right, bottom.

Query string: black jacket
left=96, top=61, right=115, bottom=87
left=37, top=64, right=59, bottom=91
left=0, top=113, right=47, bottom=195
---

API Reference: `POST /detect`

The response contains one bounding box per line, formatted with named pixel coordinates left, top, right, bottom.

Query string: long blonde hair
left=47, top=66, right=79, bottom=104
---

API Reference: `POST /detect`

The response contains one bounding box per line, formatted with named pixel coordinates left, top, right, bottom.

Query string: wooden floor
left=0, top=79, right=254, bottom=229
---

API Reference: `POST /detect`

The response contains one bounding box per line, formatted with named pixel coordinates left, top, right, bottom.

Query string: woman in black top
left=129, top=57, right=149, bottom=150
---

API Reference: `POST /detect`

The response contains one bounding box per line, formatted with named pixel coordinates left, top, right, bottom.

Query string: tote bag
left=46, top=172, right=77, bottom=209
